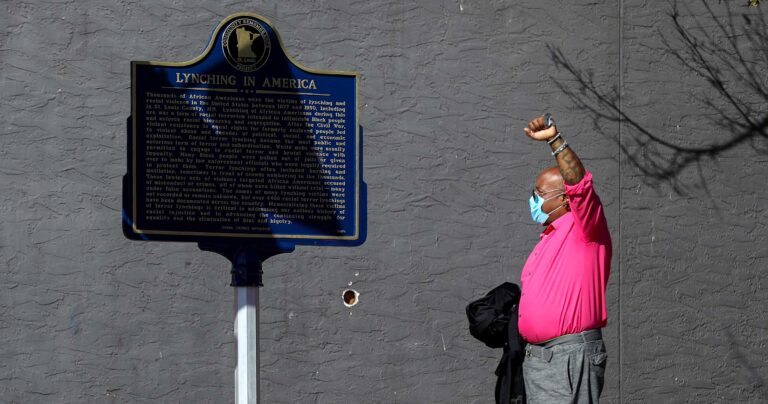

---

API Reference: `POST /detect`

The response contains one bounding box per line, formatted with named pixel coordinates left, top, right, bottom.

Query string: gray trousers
left=522, top=330, right=607, bottom=404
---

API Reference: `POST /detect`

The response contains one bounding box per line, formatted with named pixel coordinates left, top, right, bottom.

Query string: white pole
left=235, top=286, right=260, bottom=404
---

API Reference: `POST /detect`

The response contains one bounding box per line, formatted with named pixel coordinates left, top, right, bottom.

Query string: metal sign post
left=198, top=243, right=291, bottom=404
left=235, top=285, right=260, bottom=404
left=229, top=247, right=267, bottom=404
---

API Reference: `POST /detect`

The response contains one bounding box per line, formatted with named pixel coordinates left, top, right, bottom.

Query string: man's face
left=534, top=171, right=567, bottom=225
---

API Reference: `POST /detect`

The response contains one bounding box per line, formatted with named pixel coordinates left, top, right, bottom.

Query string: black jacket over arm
left=466, top=282, right=526, bottom=404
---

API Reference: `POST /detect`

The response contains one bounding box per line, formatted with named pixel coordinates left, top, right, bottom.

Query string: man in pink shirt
left=518, top=115, right=612, bottom=403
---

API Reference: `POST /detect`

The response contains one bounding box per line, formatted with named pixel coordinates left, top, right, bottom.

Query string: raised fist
left=523, top=115, right=558, bottom=141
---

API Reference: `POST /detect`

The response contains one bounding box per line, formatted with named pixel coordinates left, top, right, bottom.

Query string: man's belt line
left=536, top=328, right=602, bottom=349
left=525, top=329, right=602, bottom=362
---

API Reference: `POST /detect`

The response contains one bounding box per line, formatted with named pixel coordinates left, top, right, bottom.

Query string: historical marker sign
left=123, top=13, right=366, bottom=247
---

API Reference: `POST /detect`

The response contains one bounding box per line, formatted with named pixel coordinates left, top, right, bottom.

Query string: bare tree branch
left=548, top=0, right=767, bottom=193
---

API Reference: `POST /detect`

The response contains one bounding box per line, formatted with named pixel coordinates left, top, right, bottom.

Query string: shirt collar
left=540, top=212, right=573, bottom=238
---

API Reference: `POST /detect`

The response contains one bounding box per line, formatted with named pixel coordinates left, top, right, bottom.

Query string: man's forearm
left=549, top=136, right=585, bottom=185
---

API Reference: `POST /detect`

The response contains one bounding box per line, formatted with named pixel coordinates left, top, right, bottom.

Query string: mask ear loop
left=545, top=202, right=567, bottom=216
left=544, top=194, right=568, bottom=215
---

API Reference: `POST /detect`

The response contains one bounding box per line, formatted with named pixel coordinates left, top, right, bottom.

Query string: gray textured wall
left=1, top=0, right=765, bottom=403
left=618, top=2, right=768, bottom=402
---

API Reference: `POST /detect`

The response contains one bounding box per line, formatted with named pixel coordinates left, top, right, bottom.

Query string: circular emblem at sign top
left=221, top=17, right=271, bottom=72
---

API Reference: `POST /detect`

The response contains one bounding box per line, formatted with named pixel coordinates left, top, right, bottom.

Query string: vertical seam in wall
left=618, top=0, right=624, bottom=402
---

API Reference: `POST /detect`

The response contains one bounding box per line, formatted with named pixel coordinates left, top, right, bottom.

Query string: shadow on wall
left=547, top=0, right=767, bottom=194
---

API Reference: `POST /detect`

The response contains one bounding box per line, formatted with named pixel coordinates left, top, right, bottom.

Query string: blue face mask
left=529, top=191, right=566, bottom=225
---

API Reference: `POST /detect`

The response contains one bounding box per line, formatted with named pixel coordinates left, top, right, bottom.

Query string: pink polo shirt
left=518, top=171, right=612, bottom=344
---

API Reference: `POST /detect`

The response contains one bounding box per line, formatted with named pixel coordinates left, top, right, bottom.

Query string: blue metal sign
left=123, top=13, right=366, bottom=247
